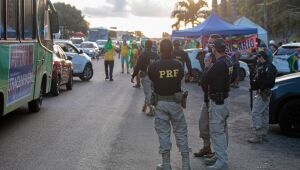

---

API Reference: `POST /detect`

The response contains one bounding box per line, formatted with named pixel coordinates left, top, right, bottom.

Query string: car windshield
left=80, top=43, right=94, bottom=48
left=71, top=39, right=83, bottom=44
left=275, top=46, right=300, bottom=55
left=96, top=41, right=107, bottom=45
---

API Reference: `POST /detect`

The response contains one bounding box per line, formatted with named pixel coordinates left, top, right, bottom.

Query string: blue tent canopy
left=234, top=16, right=268, bottom=45
left=172, top=12, right=258, bottom=37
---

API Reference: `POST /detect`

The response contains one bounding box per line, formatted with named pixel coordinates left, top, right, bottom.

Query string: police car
left=269, top=72, right=300, bottom=137
left=185, top=49, right=249, bottom=82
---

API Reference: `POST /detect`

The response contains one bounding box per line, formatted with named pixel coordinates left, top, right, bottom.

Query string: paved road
left=0, top=58, right=299, bottom=170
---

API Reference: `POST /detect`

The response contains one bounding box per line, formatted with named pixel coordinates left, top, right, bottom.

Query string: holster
left=151, top=92, right=158, bottom=106
left=209, top=92, right=228, bottom=105
left=258, top=89, right=272, bottom=102
left=181, top=91, right=188, bottom=109
left=154, top=91, right=188, bottom=109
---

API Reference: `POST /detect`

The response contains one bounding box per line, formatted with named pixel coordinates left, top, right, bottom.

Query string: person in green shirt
left=120, top=40, right=130, bottom=74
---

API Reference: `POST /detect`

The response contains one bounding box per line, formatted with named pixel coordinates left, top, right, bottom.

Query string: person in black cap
left=131, top=40, right=159, bottom=116
left=194, top=34, right=221, bottom=159
left=205, top=37, right=233, bottom=170
left=148, top=39, right=191, bottom=170
left=172, top=40, right=193, bottom=83
left=248, top=51, right=277, bottom=144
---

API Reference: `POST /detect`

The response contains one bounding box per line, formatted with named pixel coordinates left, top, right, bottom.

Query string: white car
left=273, top=43, right=300, bottom=74
left=96, top=39, right=107, bottom=50
left=54, top=39, right=73, bottom=45
left=55, top=42, right=94, bottom=81
left=78, top=41, right=99, bottom=58
left=70, top=37, right=84, bottom=48
left=185, top=48, right=250, bottom=82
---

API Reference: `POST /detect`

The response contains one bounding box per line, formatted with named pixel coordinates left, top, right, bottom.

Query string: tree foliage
left=133, top=31, right=144, bottom=37
left=53, top=2, right=89, bottom=38
left=171, top=0, right=209, bottom=29
left=162, top=32, right=171, bottom=39
left=215, top=0, right=300, bottom=40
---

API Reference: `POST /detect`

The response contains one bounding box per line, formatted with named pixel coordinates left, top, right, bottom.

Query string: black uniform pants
left=104, top=60, right=114, bottom=79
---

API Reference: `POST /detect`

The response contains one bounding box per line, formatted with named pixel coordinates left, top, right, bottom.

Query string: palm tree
left=171, top=10, right=189, bottom=29
left=171, top=0, right=209, bottom=29
left=172, top=20, right=181, bottom=30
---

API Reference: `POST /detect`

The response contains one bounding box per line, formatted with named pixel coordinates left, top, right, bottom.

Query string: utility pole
left=264, top=0, right=268, bottom=31
left=231, top=0, right=238, bottom=21
left=59, top=26, right=64, bottom=39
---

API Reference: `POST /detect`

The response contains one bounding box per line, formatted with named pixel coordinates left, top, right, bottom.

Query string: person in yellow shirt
left=104, top=38, right=116, bottom=81
left=120, top=40, right=130, bottom=74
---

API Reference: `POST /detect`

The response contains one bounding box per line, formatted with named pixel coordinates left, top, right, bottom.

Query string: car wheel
left=192, top=69, right=202, bottom=83
left=66, top=71, right=73, bottom=90
left=239, top=68, right=246, bottom=81
left=28, top=82, right=44, bottom=113
left=279, top=99, right=300, bottom=137
left=79, top=64, right=93, bottom=81
left=51, top=76, right=60, bottom=96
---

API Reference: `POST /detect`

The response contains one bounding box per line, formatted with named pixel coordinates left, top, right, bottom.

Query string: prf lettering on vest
left=159, top=69, right=179, bottom=78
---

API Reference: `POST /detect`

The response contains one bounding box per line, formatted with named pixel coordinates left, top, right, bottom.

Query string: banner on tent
left=203, top=35, right=257, bottom=53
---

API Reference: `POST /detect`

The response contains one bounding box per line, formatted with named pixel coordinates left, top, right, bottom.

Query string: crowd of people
left=100, top=35, right=277, bottom=170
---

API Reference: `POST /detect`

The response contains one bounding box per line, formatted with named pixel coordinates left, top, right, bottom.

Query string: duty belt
left=209, top=92, right=228, bottom=105
left=209, top=92, right=229, bottom=99
left=157, top=95, right=178, bottom=102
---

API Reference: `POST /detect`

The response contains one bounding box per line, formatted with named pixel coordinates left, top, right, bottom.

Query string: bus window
left=38, top=0, right=45, bottom=39
left=24, top=0, right=33, bottom=39
left=0, top=0, right=3, bottom=39
left=39, top=0, right=52, bottom=50
left=7, top=0, right=17, bottom=38
left=44, top=8, right=51, bottom=40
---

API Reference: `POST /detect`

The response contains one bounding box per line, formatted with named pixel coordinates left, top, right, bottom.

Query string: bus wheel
left=28, top=84, right=43, bottom=113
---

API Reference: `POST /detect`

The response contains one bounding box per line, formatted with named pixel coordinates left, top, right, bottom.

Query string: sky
left=52, top=0, right=216, bottom=38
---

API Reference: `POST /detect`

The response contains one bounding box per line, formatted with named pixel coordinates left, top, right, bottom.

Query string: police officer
left=148, top=39, right=191, bottom=170
left=194, top=34, right=221, bottom=158
left=205, top=38, right=233, bottom=170
left=132, top=40, right=159, bottom=116
left=248, top=51, right=277, bottom=144
left=172, top=40, right=193, bottom=83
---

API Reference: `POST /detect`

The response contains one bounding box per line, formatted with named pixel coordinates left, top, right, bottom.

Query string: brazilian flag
left=287, top=51, right=299, bottom=73
left=103, top=38, right=113, bottom=53
left=128, top=39, right=133, bottom=68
